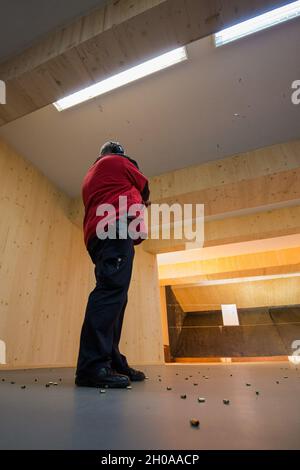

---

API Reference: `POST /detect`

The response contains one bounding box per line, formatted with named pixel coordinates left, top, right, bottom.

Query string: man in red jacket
left=75, top=141, right=150, bottom=388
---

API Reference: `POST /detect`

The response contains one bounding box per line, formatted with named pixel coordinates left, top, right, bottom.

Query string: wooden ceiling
left=0, top=0, right=291, bottom=125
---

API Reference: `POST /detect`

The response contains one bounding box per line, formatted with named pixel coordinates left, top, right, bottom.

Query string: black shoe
left=116, top=367, right=146, bottom=382
left=75, top=367, right=130, bottom=388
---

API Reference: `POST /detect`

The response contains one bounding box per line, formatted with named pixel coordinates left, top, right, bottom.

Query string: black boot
left=75, top=367, right=130, bottom=388
left=116, top=367, right=146, bottom=382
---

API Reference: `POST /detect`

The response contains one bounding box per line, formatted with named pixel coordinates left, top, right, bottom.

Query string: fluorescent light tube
left=53, top=46, right=187, bottom=111
left=215, top=0, right=300, bottom=47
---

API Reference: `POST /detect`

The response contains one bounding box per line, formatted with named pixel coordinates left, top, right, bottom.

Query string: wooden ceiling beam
left=160, top=263, right=300, bottom=286
left=158, top=246, right=300, bottom=284
left=150, top=140, right=300, bottom=201
left=143, top=139, right=300, bottom=253
left=144, top=204, right=300, bottom=254
left=0, top=0, right=291, bottom=125
left=172, top=275, right=300, bottom=311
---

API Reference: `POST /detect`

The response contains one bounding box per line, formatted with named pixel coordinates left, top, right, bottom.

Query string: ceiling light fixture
left=215, top=0, right=300, bottom=47
left=53, top=46, right=188, bottom=111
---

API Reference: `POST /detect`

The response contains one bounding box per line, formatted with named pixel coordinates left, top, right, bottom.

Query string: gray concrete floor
left=0, top=362, right=299, bottom=450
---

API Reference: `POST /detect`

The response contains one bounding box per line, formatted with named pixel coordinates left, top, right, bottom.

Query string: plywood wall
left=0, top=139, right=93, bottom=368
left=0, top=139, right=163, bottom=368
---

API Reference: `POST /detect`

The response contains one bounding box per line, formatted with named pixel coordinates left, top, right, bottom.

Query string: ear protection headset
left=100, top=141, right=125, bottom=156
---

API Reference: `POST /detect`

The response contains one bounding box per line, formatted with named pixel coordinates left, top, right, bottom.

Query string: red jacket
left=82, top=154, right=149, bottom=246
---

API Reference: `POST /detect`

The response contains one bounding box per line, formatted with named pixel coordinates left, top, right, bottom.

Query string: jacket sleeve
left=123, top=158, right=150, bottom=201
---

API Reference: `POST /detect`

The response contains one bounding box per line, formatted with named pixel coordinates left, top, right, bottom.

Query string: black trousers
left=76, top=231, right=135, bottom=376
